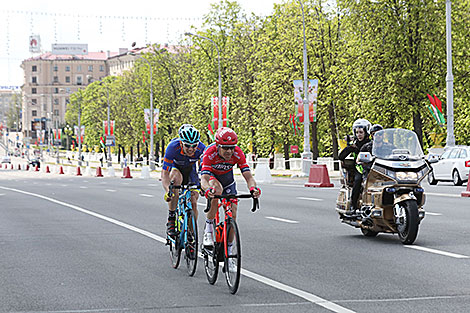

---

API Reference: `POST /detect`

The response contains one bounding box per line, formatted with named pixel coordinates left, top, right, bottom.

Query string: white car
left=1, top=155, right=11, bottom=164
left=428, top=146, right=470, bottom=186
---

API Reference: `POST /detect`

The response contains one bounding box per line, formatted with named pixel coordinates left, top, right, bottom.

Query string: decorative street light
left=445, top=0, right=455, bottom=147
left=99, top=82, right=112, bottom=167
left=128, top=51, right=155, bottom=170
left=185, top=32, right=223, bottom=129
left=298, top=0, right=313, bottom=176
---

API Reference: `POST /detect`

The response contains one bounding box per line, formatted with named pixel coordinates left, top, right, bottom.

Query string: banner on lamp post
left=153, top=108, right=159, bottom=134
left=294, top=79, right=318, bottom=123
left=222, top=96, right=229, bottom=127
left=212, top=97, right=219, bottom=130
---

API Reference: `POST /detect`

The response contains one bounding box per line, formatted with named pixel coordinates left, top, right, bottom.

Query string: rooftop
left=24, top=51, right=119, bottom=62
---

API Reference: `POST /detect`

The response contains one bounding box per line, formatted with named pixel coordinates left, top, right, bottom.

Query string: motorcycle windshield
left=372, top=128, right=424, bottom=160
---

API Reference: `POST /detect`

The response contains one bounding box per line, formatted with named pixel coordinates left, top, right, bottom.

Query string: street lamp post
left=445, top=0, right=455, bottom=147
left=129, top=52, right=155, bottom=170
left=77, top=96, right=82, bottom=167
left=299, top=0, right=313, bottom=176
left=185, top=32, right=223, bottom=129
left=105, top=85, right=112, bottom=167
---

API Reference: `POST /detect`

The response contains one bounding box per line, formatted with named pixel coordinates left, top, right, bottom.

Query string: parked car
left=29, top=158, right=41, bottom=169
left=1, top=155, right=11, bottom=164
left=428, top=146, right=470, bottom=185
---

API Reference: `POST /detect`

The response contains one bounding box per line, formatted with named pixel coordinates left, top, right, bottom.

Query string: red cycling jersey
left=201, top=143, right=250, bottom=176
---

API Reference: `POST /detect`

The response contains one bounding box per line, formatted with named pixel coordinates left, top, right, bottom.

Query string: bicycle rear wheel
left=185, top=211, right=198, bottom=276
left=224, top=220, right=241, bottom=294
left=168, top=214, right=181, bottom=269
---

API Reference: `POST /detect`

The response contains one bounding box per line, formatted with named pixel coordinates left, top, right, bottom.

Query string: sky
left=0, top=0, right=286, bottom=87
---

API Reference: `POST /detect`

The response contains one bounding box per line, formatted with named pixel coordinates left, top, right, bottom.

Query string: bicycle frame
left=168, top=184, right=198, bottom=248
left=214, top=198, right=236, bottom=258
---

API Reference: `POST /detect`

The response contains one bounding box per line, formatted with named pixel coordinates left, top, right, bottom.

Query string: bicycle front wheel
left=224, top=220, right=241, bottom=294
left=169, top=214, right=181, bottom=269
left=185, top=211, right=198, bottom=276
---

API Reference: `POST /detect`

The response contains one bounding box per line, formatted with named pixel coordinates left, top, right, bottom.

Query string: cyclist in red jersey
left=200, top=127, right=261, bottom=247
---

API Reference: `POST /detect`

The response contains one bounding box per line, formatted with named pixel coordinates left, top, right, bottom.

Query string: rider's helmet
left=178, top=124, right=200, bottom=144
left=352, top=119, right=371, bottom=136
left=370, top=124, right=383, bottom=135
left=215, top=127, right=238, bottom=145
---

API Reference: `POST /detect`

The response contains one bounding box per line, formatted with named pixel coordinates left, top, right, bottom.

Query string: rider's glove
left=250, top=186, right=261, bottom=197
left=164, top=192, right=172, bottom=202
left=204, top=187, right=215, bottom=199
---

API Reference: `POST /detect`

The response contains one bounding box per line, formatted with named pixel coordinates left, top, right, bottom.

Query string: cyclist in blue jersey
left=161, top=124, right=206, bottom=236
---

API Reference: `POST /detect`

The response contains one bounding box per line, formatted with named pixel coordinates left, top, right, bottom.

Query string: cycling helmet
left=215, top=127, right=238, bottom=145
left=352, top=119, right=371, bottom=135
left=370, top=124, right=383, bottom=134
left=178, top=124, right=200, bottom=144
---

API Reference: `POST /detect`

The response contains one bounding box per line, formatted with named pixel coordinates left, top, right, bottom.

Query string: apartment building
left=21, top=51, right=118, bottom=141
left=0, top=86, right=21, bottom=131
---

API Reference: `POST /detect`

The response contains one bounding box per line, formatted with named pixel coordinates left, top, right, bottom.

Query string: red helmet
left=215, top=127, right=238, bottom=145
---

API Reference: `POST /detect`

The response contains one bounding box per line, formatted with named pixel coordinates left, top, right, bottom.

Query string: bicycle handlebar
left=168, top=181, right=199, bottom=198
left=204, top=193, right=259, bottom=213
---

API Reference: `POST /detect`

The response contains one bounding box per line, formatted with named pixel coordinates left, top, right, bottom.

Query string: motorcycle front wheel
left=397, top=200, right=419, bottom=245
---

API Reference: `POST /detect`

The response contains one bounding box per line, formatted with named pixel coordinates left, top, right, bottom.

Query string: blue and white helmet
left=178, top=124, right=200, bottom=144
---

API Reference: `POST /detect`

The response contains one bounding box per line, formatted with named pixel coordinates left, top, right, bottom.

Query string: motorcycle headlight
left=396, top=171, right=418, bottom=181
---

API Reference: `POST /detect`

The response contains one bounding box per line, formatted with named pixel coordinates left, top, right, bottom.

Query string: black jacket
left=339, top=138, right=370, bottom=161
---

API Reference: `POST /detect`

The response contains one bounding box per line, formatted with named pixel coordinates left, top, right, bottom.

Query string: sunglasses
left=220, top=145, right=236, bottom=150
left=183, top=143, right=198, bottom=148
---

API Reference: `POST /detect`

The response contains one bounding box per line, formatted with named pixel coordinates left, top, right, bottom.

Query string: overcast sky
left=0, top=0, right=286, bottom=87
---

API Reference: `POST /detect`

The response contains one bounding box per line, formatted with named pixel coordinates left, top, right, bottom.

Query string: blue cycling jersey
left=162, top=138, right=205, bottom=172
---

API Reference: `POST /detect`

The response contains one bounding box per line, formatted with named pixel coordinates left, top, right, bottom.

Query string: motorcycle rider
left=361, top=124, right=395, bottom=156
left=339, top=118, right=371, bottom=214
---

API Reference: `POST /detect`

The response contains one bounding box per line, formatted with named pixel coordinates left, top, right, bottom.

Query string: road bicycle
left=202, top=192, right=259, bottom=294
left=166, top=182, right=199, bottom=276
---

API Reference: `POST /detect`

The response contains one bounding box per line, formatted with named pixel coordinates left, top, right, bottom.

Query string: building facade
left=0, top=86, right=21, bottom=131
left=21, top=51, right=118, bottom=141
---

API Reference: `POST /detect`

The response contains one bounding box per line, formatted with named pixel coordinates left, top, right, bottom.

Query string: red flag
left=297, top=102, right=304, bottom=123
left=142, top=130, right=146, bottom=143
left=427, top=94, right=435, bottom=107
left=212, top=97, right=219, bottom=129
left=208, top=123, right=214, bottom=135
left=433, top=95, right=443, bottom=113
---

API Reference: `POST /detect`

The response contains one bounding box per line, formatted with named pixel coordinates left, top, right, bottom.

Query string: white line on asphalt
left=0, top=185, right=356, bottom=313
left=139, top=194, right=154, bottom=198
left=426, top=192, right=461, bottom=198
left=148, top=184, right=158, bottom=187
left=426, top=212, right=442, bottom=216
left=61, top=184, right=68, bottom=187
left=297, top=196, right=324, bottom=201
left=106, top=189, right=117, bottom=192
left=0, top=193, right=4, bottom=196
left=266, top=216, right=299, bottom=224
left=273, top=183, right=305, bottom=188
left=79, top=186, right=88, bottom=189
left=405, top=246, right=469, bottom=259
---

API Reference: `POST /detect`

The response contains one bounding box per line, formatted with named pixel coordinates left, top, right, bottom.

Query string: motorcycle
left=336, top=128, right=437, bottom=244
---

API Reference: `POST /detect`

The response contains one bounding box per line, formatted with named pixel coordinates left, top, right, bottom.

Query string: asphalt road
left=1, top=171, right=470, bottom=313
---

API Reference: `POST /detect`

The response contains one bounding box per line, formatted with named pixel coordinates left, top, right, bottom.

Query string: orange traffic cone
left=462, top=170, right=470, bottom=197
left=26, top=164, right=30, bottom=171
left=122, top=166, right=133, bottom=179
left=76, top=167, right=82, bottom=176
left=304, top=164, right=334, bottom=188
left=46, top=165, right=50, bottom=173
left=35, top=165, right=39, bottom=172
left=96, top=166, right=104, bottom=177
left=59, top=166, right=65, bottom=174
left=11, top=164, right=14, bottom=170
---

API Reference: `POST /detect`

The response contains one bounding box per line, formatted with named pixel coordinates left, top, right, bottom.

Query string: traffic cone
left=35, top=165, right=39, bottom=172
left=18, top=164, right=21, bottom=170
left=59, top=166, right=65, bottom=174
left=96, top=166, right=104, bottom=177
left=461, top=170, right=470, bottom=197
left=304, top=164, right=334, bottom=187
left=11, top=164, right=14, bottom=170
left=46, top=165, right=50, bottom=173
left=26, top=164, right=29, bottom=171
left=122, top=166, right=133, bottom=179
left=76, top=167, right=82, bottom=176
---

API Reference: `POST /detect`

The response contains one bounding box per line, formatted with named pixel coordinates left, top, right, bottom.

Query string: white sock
left=228, top=242, right=233, bottom=255
left=205, top=219, right=214, bottom=232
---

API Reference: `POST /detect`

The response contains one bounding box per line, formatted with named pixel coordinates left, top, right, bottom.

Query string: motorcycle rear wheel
left=397, top=200, right=419, bottom=245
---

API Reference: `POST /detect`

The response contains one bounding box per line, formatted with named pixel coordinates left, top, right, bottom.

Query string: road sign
left=105, top=135, right=115, bottom=147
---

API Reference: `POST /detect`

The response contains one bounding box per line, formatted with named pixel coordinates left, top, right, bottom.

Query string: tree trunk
left=413, top=110, right=423, bottom=147
left=283, top=142, right=290, bottom=170
left=328, top=101, right=339, bottom=170
left=137, top=142, right=140, bottom=157
left=130, top=146, right=133, bottom=163
left=311, top=122, right=319, bottom=160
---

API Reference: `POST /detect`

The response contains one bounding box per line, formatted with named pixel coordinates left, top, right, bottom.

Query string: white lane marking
left=405, top=246, right=469, bottom=259
left=297, top=196, right=324, bottom=201
left=0, top=193, right=4, bottom=196
left=106, top=189, right=117, bottom=193
left=426, top=212, right=442, bottom=216
left=79, top=186, right=88, bottom=189
left=61, top=184, right=68, bottom=187
left=148, top=184, right=158, bottom=187
left=0, top=185, right=355, bottom=313
left=266, top=216, right=299, bottom=224
left=427, top=192, right=461, bottom=198
left=273, top=184, right=304, bottom=188
left=139, top=194, right=154, bottom=198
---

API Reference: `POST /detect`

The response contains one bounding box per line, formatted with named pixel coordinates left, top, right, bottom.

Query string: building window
left=54, top=88, right=59, bottom=94
left=32, top=88, right=37, bottom=94
left=99, top=65, right=104, bottom=72
left=88, top=65, right=93, bottom=72
left=76, top=76, right=83, bottom=85
left=54, top=98, right=59, bottom=105
left=87, top=76, right=93, bottom=84
left=32, top=110, right=37, bottom=117
left=53, top=76, right=59, bottom=83
left=66, top=66, right=71, bottom=72
left=77, top=65, right=82, bottom=72
left=65, top=76, right=71, bottom=83
left=32, top=65, right=37, bottom=72
left=54, top=109, right=59, bottom=116
left=32, top=76, right=37, bottom=84
left=65, top=98, right=70, bottom=105
left=66, top=88, right=71, bottom=94
left=53, top=65, right=58, bottom=72
left=32, top=99, right=37, bottom=105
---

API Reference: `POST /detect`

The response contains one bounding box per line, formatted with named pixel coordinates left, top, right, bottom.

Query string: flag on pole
left=207, top=123, right=215, bottom=141
left=222, top=96, right=229, bottom=127
left=142, top=130, right=146, bottom=143
left=427, top=94, right=445, bottom=126
left=100, top=136, right=105, bottom=148
left=212, top=97, right=219, bottom=129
